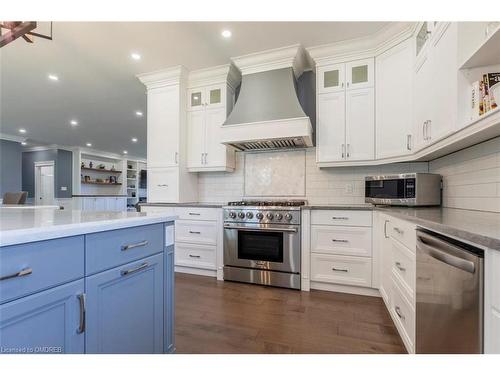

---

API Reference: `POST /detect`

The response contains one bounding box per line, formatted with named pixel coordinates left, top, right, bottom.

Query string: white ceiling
left=0, top=22, right=390, bottom=158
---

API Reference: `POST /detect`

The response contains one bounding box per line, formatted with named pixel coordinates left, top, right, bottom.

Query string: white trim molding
left=137, top=65, right=188, bottom=89
left=187, top=63, right=241, bottom=90
left=0, top=133, right=26, bottom=143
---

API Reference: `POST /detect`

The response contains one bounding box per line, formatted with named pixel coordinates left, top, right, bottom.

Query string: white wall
left=429, top=137, right=500, bottom=213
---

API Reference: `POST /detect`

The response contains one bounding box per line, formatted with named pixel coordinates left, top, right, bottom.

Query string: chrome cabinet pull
left=332, top=267, right=348, bottom=272
left=157, top=184, right=168, bottom=187
left=0, top=267, right=33, bottom=281
left=384, top=220, right=389, bottom=238
left=204, top=153, right=208, bottom=164
left=189, top=254, right=201, bottom=258
left=395, top=306, right=405, bottom=320
left=174, top=152, right=179, bottom=164
left=341, top=144, right=345, bottom=159
left=331, top=239, right=349, bottom=243
left=121, top=240, right=148, bottom=251
left=188, top=212, right=201, bottom=216
left=393, top=227, right=404, bottom=235
left=422, top=120, right=427, bottom=140
left=346, top=144, right=350, bottom=158
left=395, top=261, right=406, bottom=272
left=407, top=134, right=412, bottom=150
left=189, top=231, right=201, bottom=234
left=121, top=262, right=149, bottom=276
left=332, top=216, right=349, bottom=220
left=201, top=153, right=204, bottom=164
left=76, top=293, right=86, bottom=334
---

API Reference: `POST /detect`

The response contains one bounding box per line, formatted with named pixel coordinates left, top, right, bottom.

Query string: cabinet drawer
left=311, top=210, right=372, bottom=227
left=311, top=225, right=372, bottom=257
left=0, top=236, right=84, bottom=304
left=175, top=207, right=218, bottom=221
left=175, top=243, right=216, bottom=270
left=311, top=253, right=372, bottom=287
left=175, top=220, right=217, bottom=245
left=86, top=224, right=164, bottom=275
left=390, top=238, right=416, bottom=304
left=390, top=277, right=415, bottom=352
left=387, top=216, right=416, bottom=251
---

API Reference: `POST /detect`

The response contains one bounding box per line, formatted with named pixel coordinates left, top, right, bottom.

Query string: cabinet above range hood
left=220, top=45, right=313, bottom=151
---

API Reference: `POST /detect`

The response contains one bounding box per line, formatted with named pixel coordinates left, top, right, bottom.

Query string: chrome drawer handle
left=332, top=217, right=349, bottom=220
left=189, top=231, right=201, bottom=234
left=189, top=254, right=201, bottom=258
left=121, top=240, right=148, bottom=251
left=332, top=267, right=348, bottom=272
left=76, top=293, right=86, bottom=334
left=157, top=184, right=168, bottom=187
left=188, top=212, right=201, bottom=216
left=395, top=306, right=405, bottom=320
left=395, top=262, right=406, bottom=272
left=121, top=262, right=149, bottom=276
left=384, top=220, right=389, bottom=238
left=332, top=239, right=349, bottom=243
left=0, top=267, right=33, bottom=281
left=393, top=227, right=404, bottom=235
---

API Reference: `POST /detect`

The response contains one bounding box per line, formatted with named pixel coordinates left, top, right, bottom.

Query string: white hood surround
left=220, top=44, right=313, bottom=151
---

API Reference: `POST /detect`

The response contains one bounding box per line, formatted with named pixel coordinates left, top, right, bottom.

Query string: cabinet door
left=164, top=243, right=175, bottom=353
left=187, top=110, right=205, bottom=169
left=147, top=86, right=179, bottom=168
left=94, top=197, right=106, bottom=211
left=376, top=39, right=414, bottom=158
left=346, top=58, right=374, bottom=90
left=317, top=92, right=345, bottom=162
left=205, top=84, right=225, bottom=109
left=0, top=279, right=85, bottom=354
left=86, top=253, right=164, bottom=354
left=147, top=168, right=178, bottom=203
left=376, top=215, right=392, bottom=306
left=345, top=87, right=375, bottom=161
left=82, top=197, right=94, bottom=211
left=413, top=48, right=433, bottom=150
left=318, top=64, right=345, bottom=94
left=204, top=107, right=228, bottom=168
left=188, top=87, right=204, bottom=111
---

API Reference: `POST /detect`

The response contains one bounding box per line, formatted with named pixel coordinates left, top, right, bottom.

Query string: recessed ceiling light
left=86, top=143, right=92, bottom=147
left=131, top=52, right=141, bottom=61
left=48, top=74, right=59, bottom=81
left=221, top=30, right=232, bottom=38
left=135, top=111, right=143, bottom=117
left=131, top=137, right=138, bottom=143
left=70, top=120, right=78, bottom=126
left=21, top=141, right=27, bottom=146
left=19, top=128, right=26, bottom=134
left=123, top=150, right=128, bottom=154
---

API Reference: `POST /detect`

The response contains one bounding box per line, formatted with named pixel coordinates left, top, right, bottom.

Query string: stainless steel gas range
left=223, top=200, right=305, bottom=290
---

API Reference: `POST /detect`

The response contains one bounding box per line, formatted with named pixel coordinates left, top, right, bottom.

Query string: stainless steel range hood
left=220, top=45, right=313, bottom=151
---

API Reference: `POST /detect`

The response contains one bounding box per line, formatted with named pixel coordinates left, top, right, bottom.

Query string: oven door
left=223, top=223, right=300, bottom=273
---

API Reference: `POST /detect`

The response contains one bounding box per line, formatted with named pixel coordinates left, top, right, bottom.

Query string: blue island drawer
left=85, top=223, right=164, bottom=275
left=0, top=236, right=84, bottom=304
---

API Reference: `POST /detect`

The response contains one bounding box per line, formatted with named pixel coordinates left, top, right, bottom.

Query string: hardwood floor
left=174, top=273, right=406, bottom=354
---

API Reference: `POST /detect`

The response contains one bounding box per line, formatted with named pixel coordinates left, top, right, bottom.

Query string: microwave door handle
left=223, top=225, right=298, bottom=233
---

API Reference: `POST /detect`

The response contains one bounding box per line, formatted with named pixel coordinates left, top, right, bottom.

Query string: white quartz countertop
left=0, top=207, right=176, bottom=247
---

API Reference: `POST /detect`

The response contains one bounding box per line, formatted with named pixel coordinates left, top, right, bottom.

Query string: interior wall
left=0, top=139, right=22, bottom=196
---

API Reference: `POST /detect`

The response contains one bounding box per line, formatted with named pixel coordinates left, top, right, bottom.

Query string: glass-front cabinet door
left=205, top=84, right=225, bottom=109
left=318, top=63, right=345, bottom=94
left=188, top=88, right=204, bottom=110
left=346, top=58, right=374, bottom=90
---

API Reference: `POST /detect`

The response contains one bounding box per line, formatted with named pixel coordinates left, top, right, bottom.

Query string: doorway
left=34, top=161, right=55, bottom=205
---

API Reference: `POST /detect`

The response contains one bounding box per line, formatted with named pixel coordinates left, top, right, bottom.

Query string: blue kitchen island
left=0, top=207, right=176, bottom=354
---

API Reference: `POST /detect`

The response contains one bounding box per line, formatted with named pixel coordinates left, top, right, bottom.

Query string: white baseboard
left=310, top=281, right=381, bottom=297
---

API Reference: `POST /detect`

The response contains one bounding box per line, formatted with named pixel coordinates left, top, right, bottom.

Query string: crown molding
left=231, top=44, right=308, bottom=78
left=137, top=65, right=188, bottom=89
left=187, top=63, right=242, bottom=89
left=0, top=133, right=26, bottom=143
left=307, top=22, right=418, bottom=66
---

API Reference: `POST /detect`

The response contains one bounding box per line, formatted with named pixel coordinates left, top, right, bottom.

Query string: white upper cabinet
left=376, top=38, right=414, bottom=159
left=317, top=92, right=345, bottom=162
left=318, top=64, right=345, bottom=93
left=147, top=167, right=179, bottom=203
left=346, top=58, right=374, bottom=90
left=345, top=87, right=375, bottom=161
left=186, top=65, right=240, bottom=172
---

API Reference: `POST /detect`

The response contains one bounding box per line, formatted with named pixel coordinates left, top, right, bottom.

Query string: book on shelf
left=472, top=72, right=499, bottom=120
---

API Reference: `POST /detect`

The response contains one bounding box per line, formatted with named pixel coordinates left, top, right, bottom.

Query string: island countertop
left=0, top=207, right=176, bottom=247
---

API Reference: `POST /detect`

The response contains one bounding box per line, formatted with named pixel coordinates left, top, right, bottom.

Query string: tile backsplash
left=429, top=137, right=500, bottom=213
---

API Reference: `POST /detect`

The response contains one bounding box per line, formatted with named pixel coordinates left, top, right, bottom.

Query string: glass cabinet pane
left=416, top=23, right=428, bottom=56
left=351, top=65, right=368, bottom=84
left=324, top=70, right=339, bottom=88
left=209, top=88, right=221, bottom=105
left=191, top=91, right=202, bottom=107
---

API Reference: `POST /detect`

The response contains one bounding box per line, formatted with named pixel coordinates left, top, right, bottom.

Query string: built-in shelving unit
left=125, top=160, right=147, bottom=210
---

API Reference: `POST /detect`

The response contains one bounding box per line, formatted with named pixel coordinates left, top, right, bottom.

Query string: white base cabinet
left=74, top=197, right=127, bottom=212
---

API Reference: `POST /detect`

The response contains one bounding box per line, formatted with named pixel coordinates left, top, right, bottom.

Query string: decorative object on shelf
left=96, top=178, right=104, bottom=183
left=109, top=176, right=117, bottom=184
left=128, top=164, right=133, bottom=169
left=98, top=163, right=105, bottom=169
left=84, top=175, right=91, bottom=182
left=111, top=165, right=116, bottom=171
left=81, top=161, right=85, bottom=168
left=472, top=72, right=499, bottom=119
left=89, top=161, right=93, bottom=168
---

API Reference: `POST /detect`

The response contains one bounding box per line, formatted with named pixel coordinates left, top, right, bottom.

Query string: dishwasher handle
left=417, top=231, right=476, bottom=274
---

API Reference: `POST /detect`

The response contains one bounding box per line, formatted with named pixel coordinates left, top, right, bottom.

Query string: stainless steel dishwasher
left=416, top=229, right=484, bottom=353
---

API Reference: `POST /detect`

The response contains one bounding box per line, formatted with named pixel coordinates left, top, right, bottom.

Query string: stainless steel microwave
left=365, top=173, right=442, bottom=206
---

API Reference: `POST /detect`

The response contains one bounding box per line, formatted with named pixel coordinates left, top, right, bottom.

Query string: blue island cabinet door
left=164, top=243, right=175, bottom=353
left=85, top=253, right=164, bottom=354
left=0, top=279, right=85, bottom=354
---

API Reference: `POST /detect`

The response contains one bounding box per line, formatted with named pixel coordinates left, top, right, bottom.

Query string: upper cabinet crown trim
left=231, top=44, right=309, bottom=78
left=187, top=63, right=241, bottom=89
left=307, top=22, right=418, bottom=66
left=137, top=65, right=188, bottom=89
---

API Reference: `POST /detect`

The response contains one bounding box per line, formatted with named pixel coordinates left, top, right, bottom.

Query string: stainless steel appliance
left=365, top=173, right=442, bottom=206
left=223, top=200, right=304, bottom=289
left=416, top=229, right=484, bottom=353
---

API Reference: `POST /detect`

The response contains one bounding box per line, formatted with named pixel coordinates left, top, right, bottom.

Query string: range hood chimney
left=220, top=45, right=313, bottom=151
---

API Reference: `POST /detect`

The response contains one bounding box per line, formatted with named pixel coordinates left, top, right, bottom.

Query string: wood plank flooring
left=175, top=273, right=406, bottom=354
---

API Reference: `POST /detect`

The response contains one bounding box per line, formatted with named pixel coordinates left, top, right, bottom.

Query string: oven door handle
left=223, top=224, right=298, bottom=233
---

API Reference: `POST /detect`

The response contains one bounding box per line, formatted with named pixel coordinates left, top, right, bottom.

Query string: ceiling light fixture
left=131, top=137, right=138, bottom=143
left=21, top=141, right=27, bottom=146
left=123, top=150, right=128, bottom=154
left=131, top=52, right=141, bottom=61
left=86, top=143, right=92, bottom=147
left=135, top=111, right=143, bottom=117
left=221, top=30, right=232, bottom=38
left=70, top=120, right=78, bottom=126
left=19, top=128, right=26, bottom=134
left=48, top=74, right=59, bottom=81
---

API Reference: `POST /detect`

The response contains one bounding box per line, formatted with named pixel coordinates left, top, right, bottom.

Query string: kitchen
left=1, top=3, right=500, bottom=371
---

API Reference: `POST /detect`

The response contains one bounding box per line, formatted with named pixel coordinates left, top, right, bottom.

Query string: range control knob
left=266, top=213, right=274, bottom=220
left=285, top=213, right=293, bottom=221
left=275, top=213, right=283, bottom=220
left=238, top=212, right=245, bottom=219
left=256, top=212, right=264, bottom=220
left=246, top=212, right=254, bottom=219
left=229, top=211, right=236, bottom=219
